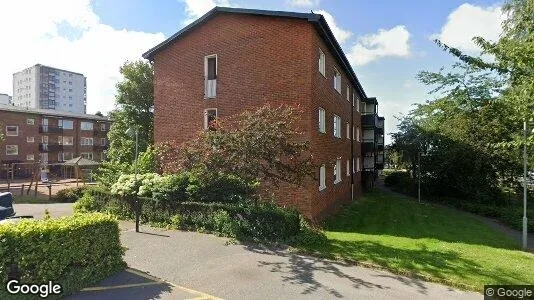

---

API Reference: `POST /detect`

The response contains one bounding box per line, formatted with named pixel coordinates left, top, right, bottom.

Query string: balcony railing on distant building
left=364, top=156, right=375, bottom=169
left=39, top=125, right=63, bottom=134
left=39, top=143, right=62, bottom=152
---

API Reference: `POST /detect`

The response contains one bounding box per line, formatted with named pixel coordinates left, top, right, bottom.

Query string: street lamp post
left=523, top=120, right=529, bottom=251
left=125, top=127, right=140, bottom=233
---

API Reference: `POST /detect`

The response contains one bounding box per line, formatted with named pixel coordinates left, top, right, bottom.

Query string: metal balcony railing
left=39, top=125, right=63, bottom=134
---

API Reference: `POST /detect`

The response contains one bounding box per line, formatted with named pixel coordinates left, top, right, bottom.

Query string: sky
left=0, top=0, right=505, bottom=144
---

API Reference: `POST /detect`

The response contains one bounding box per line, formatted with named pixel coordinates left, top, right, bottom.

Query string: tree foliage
left=391, top=0, right=533, bottom=203
left=96, top=60, right=154, bottom=186
left=157, top=104, right=314, bottom=188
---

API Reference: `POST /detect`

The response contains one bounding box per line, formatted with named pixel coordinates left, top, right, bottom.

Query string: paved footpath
left=110, top=221, right=479, bottom=300
left=13, top=204, right=480, bottom=299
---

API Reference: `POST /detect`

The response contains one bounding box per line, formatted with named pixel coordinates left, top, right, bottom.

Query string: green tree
left=97, top=60, right=154, bottom=186
left=158, top=104, right=314, bottom=188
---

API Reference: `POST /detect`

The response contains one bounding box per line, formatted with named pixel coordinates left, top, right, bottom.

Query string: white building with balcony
left=12, top=64, right=87, bottom=114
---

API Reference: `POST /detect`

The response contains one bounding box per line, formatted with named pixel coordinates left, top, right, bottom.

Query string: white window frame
left=59, top=119, right=74, bottom=130
left=357, top=127, right=361, bottom=142
left=27, top=136, right=34, bottom=143
left=80, top=122, right=93, bottom=131
left=204, top=108, right=218, bottom=130
left=346, top=123, right=350, bottom=139
left=334, top=159, right=342, bottom=184
left=357, top=156, right=361, bottom=172
left=26, top=118, right=35, bottom=125
left=318, top=107, right=326, bottom=133
left=100, top=123, right=106, bottom=131
left=81, top=137, right=93, bottom=146
left=6, top=145, right=18, bottom=155
left=100, top=138, right=106, bottom=146
left=318, top=48, right=326, bottom=77
left=63, top=136, right=74, bottom=146
left=26, top=154, right=35, bottom=161
left=333, top=115, right=341, bottom=138
left=346, top=85, right=350, bottom=102
left=356, top=95, right=360, bottom=111
left=204, top=54, right=217, bottom=99
left=346, top=159, right=350, bottom=176
left=6, top=126, right=18, bottom=136
left=319, top=164, right=326, bottom=191
left=353, top=158, right=355, bottom=173
left=81, top=152, right=93, bottom=160
left=333, top=68, right=341, bottom=94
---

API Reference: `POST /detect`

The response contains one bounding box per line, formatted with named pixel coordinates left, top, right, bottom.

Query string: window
left=352, top=126, right=355, bottom=140
left=353, top=158, right=355, bottom=173
left=100, top=138, right=106, bottom=146
left=27, top=136, right=34, bottom=143
left=204, top=109, right=217, bottom=131
left=356, top=95, right=360, bottom=112
left=346, top=86, right=350, bottom=101
left=100, top=123, right=106, bottom=131
left=80, top=121, right=93, bottom=130
left=42, top=136, right=48, bottom=143
left=319, top=164, right=326, bottom=191
left=27, top=154, right=34, bottom=161
left=81, top=137, right=93, bottom=146
left=318, top=107, right=326, bottom=133
left=61, top=152, right=73, bottom=161
left=318, top=48, right=326, bottom=76
left=357, top=156, right=361, bottom=172
left=204, top=55, right=217, bottom=98
left=81, top=152, right=93, bottom=160
left=346, top=159, right=350, bottom=176
left=6, top=145, right=18, bottom=155
left=346, top=123, right=350, bottom=139
left=333, top=115, right=341, bottom=138
left=6, top=126, right=18, bottom=136
left=62, top=136, right=74, bottom=146
left=59, top=119, right=73, bottom=129
left=357, top=127, right=361, bottom=142
left=26, top=118, right=35, bottom=125
left=334, top=159, right=342, bottom=184
left=333, top=68, right=341, bottom=93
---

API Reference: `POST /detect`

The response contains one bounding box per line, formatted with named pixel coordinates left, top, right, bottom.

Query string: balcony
left=39, top=143, right=62, bottom=152
left=362, top=114, right=378, bottom=127
left=39, top=125, right=63, bottom=134
left=364, top=156, right=375, bottom=169
left=362, top=140, right=374, bottom=153
left=93, top=129, right=109, bottom=136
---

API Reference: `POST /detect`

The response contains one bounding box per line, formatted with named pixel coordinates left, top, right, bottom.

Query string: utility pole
left=523, top=120, right=528, bottom=251
left=418, top=152, right=421, bottom=204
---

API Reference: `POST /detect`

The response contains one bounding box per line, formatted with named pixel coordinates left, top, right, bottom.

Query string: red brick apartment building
left=0, top=106, right=111, bottom=178
left=143, top=7, right=384, bottom=221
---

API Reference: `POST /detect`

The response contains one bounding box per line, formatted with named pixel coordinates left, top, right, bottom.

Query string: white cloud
left=347, top=25, right=411, bottom=66
left=287, top=0, right=319, bottom=7
left=181, top=0, right=231, bottom=25
left=433, top=3, right=504, bottom=53
left=0, top=0, right=165, bottom=114
left=316, top=10, right=352, bottom=44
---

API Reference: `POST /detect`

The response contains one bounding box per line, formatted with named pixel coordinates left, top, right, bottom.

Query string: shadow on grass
left=324, top=189, right=517, bottom=250
left=322, top=239, right=526, bottom=290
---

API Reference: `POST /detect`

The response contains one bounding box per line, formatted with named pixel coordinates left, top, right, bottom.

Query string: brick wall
left=152, top=13, right=364, bottom=221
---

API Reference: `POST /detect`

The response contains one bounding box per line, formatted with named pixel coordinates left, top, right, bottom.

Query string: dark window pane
left=207, top=57, right=217, bottom=80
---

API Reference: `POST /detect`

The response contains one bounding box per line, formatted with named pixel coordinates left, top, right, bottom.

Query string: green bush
left=78, top=190, right=301, bottom=242
left=73, top=193, right=99, bottom=213
left=186, top=172, right=257, bottom=203
left=0, top=213, right=125, bottom=298
left=52, top=185, right=107, bottom=203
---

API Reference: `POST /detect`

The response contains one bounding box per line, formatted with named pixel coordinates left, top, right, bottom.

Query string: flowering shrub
left=110, top=173, right=164, bottom=197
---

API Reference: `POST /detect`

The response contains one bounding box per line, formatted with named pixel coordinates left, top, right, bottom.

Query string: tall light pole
left=418, top=152, right=421, bottom=204
left=125, top=127, right=139, bottom=233
left=523, top=120, right=529, bottom=251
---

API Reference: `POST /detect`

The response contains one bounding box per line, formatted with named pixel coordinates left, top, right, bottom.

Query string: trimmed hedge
left=75, top=192, right=301, bottom=242
left=51, top=185, right=107, bottom=203
left=0, top=213, right=125, bottom=299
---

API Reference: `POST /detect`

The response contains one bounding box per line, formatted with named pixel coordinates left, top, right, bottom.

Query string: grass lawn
left=296, top=189, right=534, bottom=291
